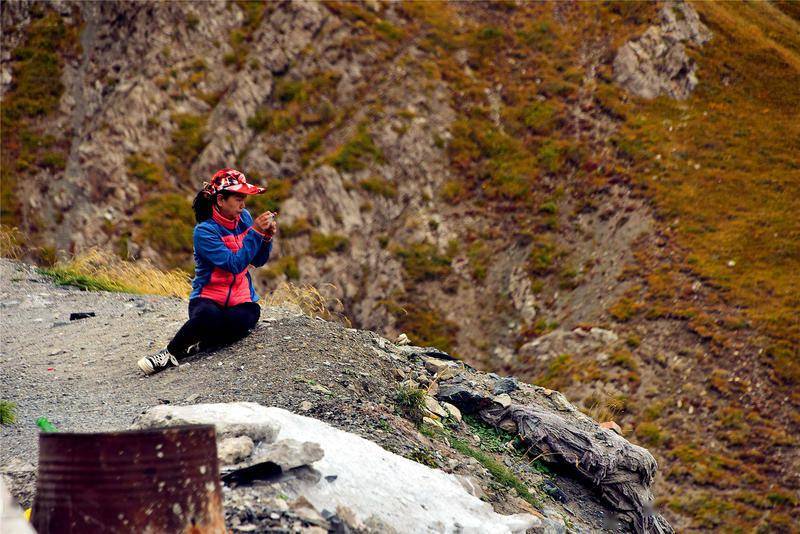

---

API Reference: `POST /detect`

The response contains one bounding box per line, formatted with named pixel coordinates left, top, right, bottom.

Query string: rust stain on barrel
left=32, top=424, right=225, bottom=533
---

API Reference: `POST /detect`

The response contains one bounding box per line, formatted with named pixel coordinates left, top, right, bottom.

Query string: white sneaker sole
left=137, top=357, right=155, bottom=375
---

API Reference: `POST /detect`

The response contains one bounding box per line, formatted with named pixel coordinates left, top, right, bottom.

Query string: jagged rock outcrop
left=433, top=373, right=672, bottom=534
left=614, top=1, right=712, bottom=99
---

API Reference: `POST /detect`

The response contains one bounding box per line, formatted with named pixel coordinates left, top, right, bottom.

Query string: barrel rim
left=37, top=424, right=217, bottom=441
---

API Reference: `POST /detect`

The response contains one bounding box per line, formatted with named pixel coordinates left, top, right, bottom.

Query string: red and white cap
left=203, top=168, right=266, bottom=196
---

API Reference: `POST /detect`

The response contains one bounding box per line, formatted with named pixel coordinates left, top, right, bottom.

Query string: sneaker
left=185, top=342, right=202, bottom=357
left=137, top=348, right=178, bottom=375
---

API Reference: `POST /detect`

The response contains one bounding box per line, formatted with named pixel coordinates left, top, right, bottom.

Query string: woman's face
left=216, top=193, right=247, bottom=219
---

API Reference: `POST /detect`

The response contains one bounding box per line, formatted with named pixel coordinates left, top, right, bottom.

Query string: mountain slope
left=1, top=1, right=798, bottom=531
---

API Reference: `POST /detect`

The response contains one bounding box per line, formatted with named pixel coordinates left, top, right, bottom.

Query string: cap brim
left=225, top=183, right=266, bottom=195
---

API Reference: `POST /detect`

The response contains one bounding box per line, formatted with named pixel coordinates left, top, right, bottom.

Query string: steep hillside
left=1, top=1, right=798, bottom=531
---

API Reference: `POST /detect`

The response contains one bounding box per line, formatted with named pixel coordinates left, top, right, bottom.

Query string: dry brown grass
left=0, top=225, right=24, bottom=259
left=265, top=281, right=351, bottom=326
left=41, top=248, right=191, bottom=298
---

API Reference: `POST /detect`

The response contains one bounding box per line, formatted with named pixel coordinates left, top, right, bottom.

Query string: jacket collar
left=211, top=207, right=239, bottom=230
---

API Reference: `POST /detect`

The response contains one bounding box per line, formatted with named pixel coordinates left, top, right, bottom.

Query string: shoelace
left=151, top=349, right=177, bottom=367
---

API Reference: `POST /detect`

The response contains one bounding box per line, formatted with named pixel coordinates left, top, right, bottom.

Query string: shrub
left=395, top=300, right=459, bottom=354
left=608, top=298, right=641, bottom=322
left=466, top=242, right=490, bottom=281
left=522, top=101, right=557, bottom=134
left=309, top=232, right=349, bottom=257
left=440, top=179, right=466, bottom=202
left=330, top=124, right=383, bottom=172
left=610, top=349, right=638, bottom=370
left=394, top=242, right=452, bottom=282
left=134, top=193, right=195, bottom=269
left=528, top=237, right=557, bottom=275
left=165, top=113, right=208, bottom=182
left=280, top=218, right=311, bottom=238
left=636, top=422, right=666, bottom=446
left=245, top=177, right=292, bottom=214
left=359, top=176, right=397, bottom=198
left=262, top=255, right=299, bottom=280
left=126, top=154, right=163, bottom=185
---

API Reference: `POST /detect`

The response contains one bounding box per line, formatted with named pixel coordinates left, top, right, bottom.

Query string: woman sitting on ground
left=138, top=168, right=277, bottom=375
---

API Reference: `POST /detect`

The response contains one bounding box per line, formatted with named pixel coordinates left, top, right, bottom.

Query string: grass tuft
left=265, top=281, right=350, bottom=325
left=39, top=248, right=191, bottom=298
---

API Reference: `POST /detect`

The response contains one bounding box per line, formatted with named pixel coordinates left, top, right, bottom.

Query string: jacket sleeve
left=193, top=224, right=264, bottom=274
left=251, top=239, right=272, bottom=267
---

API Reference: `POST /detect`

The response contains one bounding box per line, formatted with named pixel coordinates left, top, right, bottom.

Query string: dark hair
left=192, top=190, right=236, bottom=223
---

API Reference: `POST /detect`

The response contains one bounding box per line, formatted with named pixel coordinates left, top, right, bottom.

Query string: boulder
left=423, top=395, right=449, bottom=419
left=613, top=1, right=712, bottom=100
left=493, top=377, right=519, bottom=395
left=254, top=439, right=324, bottom=471
left=133, top=403, right=279, bottom=444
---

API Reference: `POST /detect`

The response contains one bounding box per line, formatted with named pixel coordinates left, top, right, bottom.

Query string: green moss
left=463, top=414, right=520, bottom=453
left=134, top=193, right=195, bottom=270
left=330, top=124, right=383, bottom=172
left=449, top=436, right=541, bottom=508
left=309, top=232, right=349, bottom=257
left=394, top=242, right=452, bottom=283
left=165, top=113, right=208, bottom=183
left=359, top=176, right=397, bottom=198
left=126, top=154, right=163, bottom=185
left=466, top=241, right=490, bottom=281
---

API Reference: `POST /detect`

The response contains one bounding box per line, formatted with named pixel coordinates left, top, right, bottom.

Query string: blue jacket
left=189, top=208, right=271, bottom=306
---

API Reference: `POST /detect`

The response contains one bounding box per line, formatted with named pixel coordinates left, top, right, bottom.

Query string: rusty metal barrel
left=31, top=424, right=225, bottom=533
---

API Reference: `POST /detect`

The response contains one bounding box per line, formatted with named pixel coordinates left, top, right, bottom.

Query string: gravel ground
left=0, top=259, right=620, bottom=532
left=0, top=260, right=409, bottom=465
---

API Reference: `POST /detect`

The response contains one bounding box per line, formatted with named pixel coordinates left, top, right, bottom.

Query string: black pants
left=167, top=298, right=260, bottom=358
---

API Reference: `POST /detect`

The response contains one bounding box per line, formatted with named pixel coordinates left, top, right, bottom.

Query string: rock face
left=614, top=1, right=712, bottom=99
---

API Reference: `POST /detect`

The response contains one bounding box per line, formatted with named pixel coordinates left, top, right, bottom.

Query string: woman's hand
left=253, top=211, right=277, bottom=239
